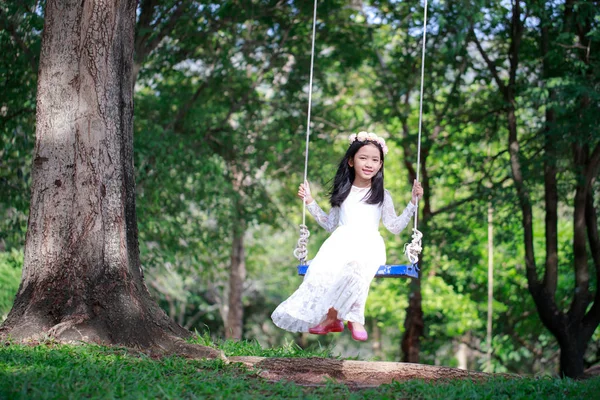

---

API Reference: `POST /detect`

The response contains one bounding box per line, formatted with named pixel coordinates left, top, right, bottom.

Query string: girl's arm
left=307, top=202, right=340, bottom=233
left=381, top=190, right=417, bottom=234
left=297, top=181, right=340, bottom=233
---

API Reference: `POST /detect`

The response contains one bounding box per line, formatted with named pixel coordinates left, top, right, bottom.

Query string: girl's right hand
left=411, top=179, right=423, bottom=204
left=297, top=181, right=314, bottom=204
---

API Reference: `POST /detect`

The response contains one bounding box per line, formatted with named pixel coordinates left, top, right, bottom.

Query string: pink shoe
left=347, top=321, right=368, bottom=341
left=308, top=319, right=345, bottom=335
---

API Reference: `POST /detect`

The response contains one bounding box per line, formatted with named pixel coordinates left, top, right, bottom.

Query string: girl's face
left=348, top=143, right=382, bottom=187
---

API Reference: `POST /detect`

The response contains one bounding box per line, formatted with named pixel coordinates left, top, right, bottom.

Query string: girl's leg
left=308, top=307, right=344, bottom=334
left=348, top=321, right=366, bottom=331
left=346, top=302, right=368, bottom=341
left=313, top=307, right=339, bottom=326
left=347, top=320, right=368, bottom=341
left=325, top=307, right=338, bottom=323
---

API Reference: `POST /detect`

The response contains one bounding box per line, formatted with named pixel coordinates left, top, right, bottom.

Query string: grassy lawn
left=0, top=336, right=598, bottom=399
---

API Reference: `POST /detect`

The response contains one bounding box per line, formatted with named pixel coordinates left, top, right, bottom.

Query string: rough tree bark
left=229, top=356, right=497, bottom=387
left=0, top=0, right=220, bottom=359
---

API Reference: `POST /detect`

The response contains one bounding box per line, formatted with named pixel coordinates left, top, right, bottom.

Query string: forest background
left=0, top=0, right=598, bottom=379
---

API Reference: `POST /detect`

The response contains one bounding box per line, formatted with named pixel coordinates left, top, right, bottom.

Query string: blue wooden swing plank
left=297, top=264, right=419, bottom=279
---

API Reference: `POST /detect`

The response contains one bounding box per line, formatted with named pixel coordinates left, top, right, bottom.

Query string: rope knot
left=293, top=224, right=310, bottom=264
left=404, top=228, right=423, bottom=265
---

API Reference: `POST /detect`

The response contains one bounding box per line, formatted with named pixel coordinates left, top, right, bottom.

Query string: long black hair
left=330, top=140, right=385, bottom=207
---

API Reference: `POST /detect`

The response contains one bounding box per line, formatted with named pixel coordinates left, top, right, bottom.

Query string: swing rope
left=293, top=0, right=318, bottom=265
left=294, top=0, right=428, bottom=268
left=403, top=0, right=428, bottom=267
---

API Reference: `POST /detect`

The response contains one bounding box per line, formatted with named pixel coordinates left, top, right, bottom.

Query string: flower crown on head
left=348, top=131, right=389, bottom=155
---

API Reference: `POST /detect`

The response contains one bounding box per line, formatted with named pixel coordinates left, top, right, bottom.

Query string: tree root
left=229, top=356, right=511, bottom=387
left=1, top=316, right=224, bottom=361
left=48, top=315, right=90, bottom=338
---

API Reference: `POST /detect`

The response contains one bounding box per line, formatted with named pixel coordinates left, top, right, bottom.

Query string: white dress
left=271, top=186, right=417, bottom=332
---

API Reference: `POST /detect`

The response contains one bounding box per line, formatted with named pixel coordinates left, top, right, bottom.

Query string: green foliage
left=0, top=249, right=22, bottom=321
left=0, top=1, right=42, bottom=250
left=1, top=0, right=598, bottom=378
left=190, top=330, right=337, bottom=358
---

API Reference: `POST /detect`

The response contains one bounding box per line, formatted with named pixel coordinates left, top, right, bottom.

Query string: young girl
left=271, top=131, right=423, bottom=341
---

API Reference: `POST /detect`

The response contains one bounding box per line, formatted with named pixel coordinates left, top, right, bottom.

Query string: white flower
left=347, top=131, right=389, bottom=155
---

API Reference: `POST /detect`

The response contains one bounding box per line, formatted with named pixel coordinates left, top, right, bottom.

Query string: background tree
left=0, top=1, right=42, bottom=321
left=0, top=0, right=219, bottom=358
left=468, top=0, right=600, bottom=378
left=0, top=2, right=41, bottom=253
left=0, top=0, right=597, bottom=377
left=133, top=0, right=371, bottom=340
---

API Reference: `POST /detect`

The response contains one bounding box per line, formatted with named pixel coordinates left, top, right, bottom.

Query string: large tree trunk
left=558, top=330, right=588, bottom=379
left=0, top=0, right=219, bottom=358
left=225, top=225, right=246, bottom=340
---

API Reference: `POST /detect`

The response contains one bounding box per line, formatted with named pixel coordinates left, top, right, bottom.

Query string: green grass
left=188, top=330, right=338, bottom=358
left=0, top=339, right=598, bottom=399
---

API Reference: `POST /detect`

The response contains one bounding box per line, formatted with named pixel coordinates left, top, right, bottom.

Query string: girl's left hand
left=411, top=180, right=423, bottom=204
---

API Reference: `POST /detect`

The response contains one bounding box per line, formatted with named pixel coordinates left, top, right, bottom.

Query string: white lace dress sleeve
left=382, top=190, right=417, bottom=234
left=306, top=201, right=340, bottom=233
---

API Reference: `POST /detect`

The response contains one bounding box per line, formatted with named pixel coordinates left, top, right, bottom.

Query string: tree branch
left=145, top=2, right=187, bottom=61
left=436, top=55, right=468, bottom=126
left=134, top=0, right=156, bottom=56
left=134, top=0, right=187, bottom=81
left=0, top=107, right=36, bottom=123
left=184, top=303, right=219, bottom=330
left=495, top=0, right=539, bottom=300
left=0, top=10, right=38, bottom=73
left=540, top=3, right=559, bottom=300
left=508, top=0, right=523, bottom=88
left=470, top=29, right=506, bottom=95
left=569, top=142, right=591, bottom=320
left=586, top=143, right=600, bottom=187
left=202, top=27, right=292, bottom=145
left=371, top=39, right=402, bottom=117
left=582, top=181, right=600, bottom=340
left=167, top=71, right=213, bottom=132
left=430, top=176, right=510, bottom=217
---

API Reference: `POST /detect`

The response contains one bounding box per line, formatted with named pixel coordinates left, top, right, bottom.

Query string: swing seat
left=297, top=263, right=419, bottom=279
